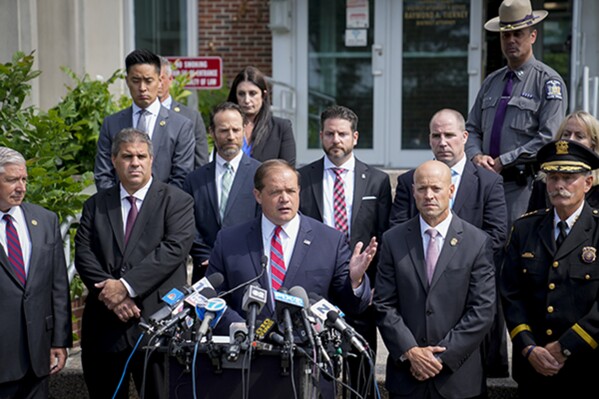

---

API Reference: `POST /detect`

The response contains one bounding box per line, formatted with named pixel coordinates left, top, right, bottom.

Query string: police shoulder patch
left=545, top=80, right=563, bottom=100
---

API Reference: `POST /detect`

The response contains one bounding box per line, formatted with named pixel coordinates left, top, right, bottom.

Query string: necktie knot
left=3, top=214, right=11, bottom=223
left=426, top=228, right=439, bottom=239
left=556, top=220, right=568, bottom=248
left=333, top=167, right=345, bottom=178
left=224, top=162, right=233, bottom=172
left=127, top=195, right=136, bottom=206
left=136, top=109, right=150, bottom=132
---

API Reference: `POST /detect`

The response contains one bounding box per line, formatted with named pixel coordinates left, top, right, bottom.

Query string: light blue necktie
left=219, top=163, right=233, bottom=220
left=450, top=169, right=459, bottom=209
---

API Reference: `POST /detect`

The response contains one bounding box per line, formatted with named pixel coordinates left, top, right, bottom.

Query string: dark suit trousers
left=0, top=369, right=48, bottom=399
left=82, top=347, right=168, bottom=399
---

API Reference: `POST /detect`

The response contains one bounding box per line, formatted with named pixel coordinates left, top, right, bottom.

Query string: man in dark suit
left=207, top=159, right=376, bottom=329
left=390, top=108, right=509, bottom=378
left=0, top=147, right=72, bottom=399
left=375, top=160, right=495, bottom=399
left=159, top=55, right=209, bottom=168
left=183, top=102, right=261, bottom=282
left=76, top=128, right=195, bottom=399
left=94, top=49, right=195, bottom=191
left=298, top=105, right=391, bottom=396
left=501, top=140, right=599, bottom=398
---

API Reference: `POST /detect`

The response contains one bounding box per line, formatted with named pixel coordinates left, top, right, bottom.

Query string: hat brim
left=484, top=10, right=548, bottom=32
left=541, top=161, right=591, bottom=174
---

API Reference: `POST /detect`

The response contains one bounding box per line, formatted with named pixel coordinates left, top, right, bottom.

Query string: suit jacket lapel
left=309, top=159, right=325, bottom=219
left=205, top=162, right=220, bottom=223
left=20, top=204, right=40, bottom=287
left=247, top=220, right=274, bottom=314
left=225, top=155, right=252, bottom=219
left=452, top=161, right=476, bottom=213
left=539, top=211, right=556, bottom=254
left=429, top=216, right=463, bottom=288
left=151, top=106, right=169, bottom=159
left=352, top=160, right=368, bottom=228
left=123, top=182, right=161, bottom=259
left=405, top=219, right=428, bottom=291
left=284, top=215, right=314, bottom=288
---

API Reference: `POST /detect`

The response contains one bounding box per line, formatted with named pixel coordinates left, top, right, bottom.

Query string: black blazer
left=74, top=181, right=195, bottom=352
left=0, top=203, right=71, bottom=383
left=298, top=157, right=392, bottom=283
left=183, top=153, right=261, bottom=281
left=251, top=116, right=296, bottom=166
left=390, top=160, right=507, bottom=254
left=171, top=100, right=209, bottom=168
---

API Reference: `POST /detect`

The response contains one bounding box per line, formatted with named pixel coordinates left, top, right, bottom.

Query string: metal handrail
left=61, top=213, right=81, bottom=283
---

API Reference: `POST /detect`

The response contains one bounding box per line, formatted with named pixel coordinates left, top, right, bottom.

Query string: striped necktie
left=332, top=168, right=349, bottom=237
left=3, top=214, right=26, bottom=285
left=270, top=226, right=286, bottom=291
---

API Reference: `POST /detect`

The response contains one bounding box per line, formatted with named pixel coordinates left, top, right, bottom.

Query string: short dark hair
left=125, top=49, right=161, bottom=75
left=254, top=159, right=300, bottom=191
left=320, top=105, right=358, bottom=132
left=209, top=102, right=246, bottom=132
left=111, top=128, right=154, bottom=157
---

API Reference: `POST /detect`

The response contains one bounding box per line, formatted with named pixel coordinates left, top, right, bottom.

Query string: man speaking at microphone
left=207, top=159, right=375, bottom=336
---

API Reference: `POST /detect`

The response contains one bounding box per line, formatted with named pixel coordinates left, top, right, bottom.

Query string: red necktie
left=332, top=168, right=349, bottom=237
left=270, top=226, right=286, bottom=291
left=4, top=214, right=26, bottom=285
left=425, top=229, right=439, bottom=285
left=124, top=196, right=138, bottom=245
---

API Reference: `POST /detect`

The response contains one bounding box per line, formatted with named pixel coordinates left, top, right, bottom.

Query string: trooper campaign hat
left=538, top=140, right=599, bottom=174
left=485, top=0, right=548, bottom=32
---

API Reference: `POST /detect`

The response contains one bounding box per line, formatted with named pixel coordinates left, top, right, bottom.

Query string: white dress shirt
left=553, top=201, right=584, bottom=240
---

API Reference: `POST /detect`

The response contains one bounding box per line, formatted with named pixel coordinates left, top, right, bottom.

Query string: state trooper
left=465, top=0, right=568, bottom=231
left=501, top=139, right=599, bottom=398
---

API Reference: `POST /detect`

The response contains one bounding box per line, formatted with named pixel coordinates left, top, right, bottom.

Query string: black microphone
left=326, top=311, right=369, bottom=356
left=255, top=318, right=284, bottom=346
left=288, top=286, right=316, bottom=349
left=241, top=283, right=268, bottom=343
left=274, top=289, right=304, bottom=345
left=217, top=256, right=268, bottom=298
left=227, top=322, right=248, bottom=362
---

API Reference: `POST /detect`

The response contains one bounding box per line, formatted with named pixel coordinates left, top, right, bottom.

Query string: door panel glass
left=402, top=0, right=470, bottom=149
left=135, top=0, right=187, bottom=56
left=308, top=0, right=374, bottom=149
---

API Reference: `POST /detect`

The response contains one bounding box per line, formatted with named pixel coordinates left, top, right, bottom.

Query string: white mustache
left=548, top=188, right=573, bottom=198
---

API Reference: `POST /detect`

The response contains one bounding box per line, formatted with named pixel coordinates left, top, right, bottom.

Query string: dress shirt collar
left=119, top=177, right=153, bottom=202
left=450, top=155, right=466, bottom=177
left=132, top=98, right=161, bottom=117
left=261, top=212, right=301, bottom=242
left=324, top=154, right=355, bottom=172
left=1, top=205, right=22, bottom=220
left=216, top=151, right=243, bottom=173
left=508, top=55, right=536, bottom=80
left=553, top=201, right=584, bottom=231
left=419, top=212, right=453, bottom=239
left=161, top=96, right=173, bottom=110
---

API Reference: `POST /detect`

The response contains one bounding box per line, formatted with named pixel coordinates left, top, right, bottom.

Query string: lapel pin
left=581, top=246, right=596, bottom=263
left=174, top=106, right=181, bottom=112
left=303, top=239, right=311, bottom=245
left=361, top=173, right=366, bottom=179
left=521, top=252, right=535, bottom=259
left=160, top=120, right=166, bottom=127
left=31, top=219, right=38, bottom=226
left=450, top=238, right=458, bottom=246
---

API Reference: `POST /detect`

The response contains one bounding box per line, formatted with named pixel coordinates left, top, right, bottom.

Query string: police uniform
left=501, top=140, right=599, bottom=398
left=466, top=56, right=568, bottom=225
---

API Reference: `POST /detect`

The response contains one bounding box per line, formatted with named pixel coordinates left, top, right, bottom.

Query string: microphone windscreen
left=207, top=272, right=224, bottom=290
left=288, top=286, right=309, bottom=309
left=199, top=287, right=217, bottom=299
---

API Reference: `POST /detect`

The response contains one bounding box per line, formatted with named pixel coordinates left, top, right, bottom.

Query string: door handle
left=372, top=44, right=383, bottom=76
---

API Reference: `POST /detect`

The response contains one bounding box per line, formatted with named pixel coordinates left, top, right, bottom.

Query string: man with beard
left=501, top=139, right=599, bottom=398
left=298, top=105, right=391, bottom=397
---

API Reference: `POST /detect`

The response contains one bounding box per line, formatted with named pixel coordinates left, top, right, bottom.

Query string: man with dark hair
left=94, top=49, right=195, bottom=190
left=77, top=128, right=195, bottom=399
left=298, top=104, right=391, bottom=397
left=158, top=55, right=209, bottom=168
left=0, top=146, right=72, bottom=399
left=183, top=102, right=261, bottom=282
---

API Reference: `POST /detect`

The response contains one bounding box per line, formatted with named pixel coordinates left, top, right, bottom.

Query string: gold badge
left=450, top=238, right=458, bottom=246
left=160, top=120, right=166, bottom=127
left=31, top=219, right=38, bottom=226
left=581, top=246, right=596, bottom=263
left=521, top=252, right=535, bottom=259
left=556, top=140, right=569, bottom=155
left=174, top=106, right=181, bottom=112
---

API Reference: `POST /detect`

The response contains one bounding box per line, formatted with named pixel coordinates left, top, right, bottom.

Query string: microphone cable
left=111, top=332, right=145, bottom=399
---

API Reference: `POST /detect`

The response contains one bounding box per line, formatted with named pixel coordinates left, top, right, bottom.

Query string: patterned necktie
left=124, top=196, right=138, bottom=245
left=3, top=214, right=26, bottom=285
left=332, top=168, right=349, bottom=237
left=219, top=162, right=233, bottom=220
left=270, top=226, right=286, bottom=291
left=556, top=221, right=568, bottom=248
left=425, top=229, right=439, bottom=285
left=450, top=169, right=458, bottom=209
left=489, top=71, right=516, bottom=158
left=136, top=109, right=150, bottom=133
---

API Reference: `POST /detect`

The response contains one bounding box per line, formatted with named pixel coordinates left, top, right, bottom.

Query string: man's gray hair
left=111, top=128, right=154, bottom=157
left=0, top=147, right=26, bottom=174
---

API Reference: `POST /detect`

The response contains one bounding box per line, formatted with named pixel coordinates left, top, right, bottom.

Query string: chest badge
left=581, top=246, right=596, bottom=263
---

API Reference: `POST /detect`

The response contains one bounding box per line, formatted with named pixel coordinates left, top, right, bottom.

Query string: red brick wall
left=198, top=0, right=273, bottom=89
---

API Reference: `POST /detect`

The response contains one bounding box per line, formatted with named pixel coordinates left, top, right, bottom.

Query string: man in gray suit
left=375, top=160, right=495, bottom=399
left=0, top=147, right=72, bottom=398
left=94, top=49, right=195, bottom=190
left=158, top=55, right=209, bottom=168
left=183, top=102, right=261, bottom=282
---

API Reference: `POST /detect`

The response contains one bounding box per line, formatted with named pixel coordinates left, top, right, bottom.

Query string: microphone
left=274, top=290, right=304, bottom=345
left=241, top=283, right=268, bottom=343
left=308, top=292, right=344, bottom=323
left=152, top=308, right=191, bottom=337
left=217, top=256, right=268, bottom=298
left=148, top=273, right=224, bottom=324
left=326, top=311, right=369, bottom=356
left=227, top=322, right=248, bottom=361
left=195, top=297, right=228, bottom=342
left=255, top=318, right=284, bottom=345
left=288, top=286, right=316, bottom=349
